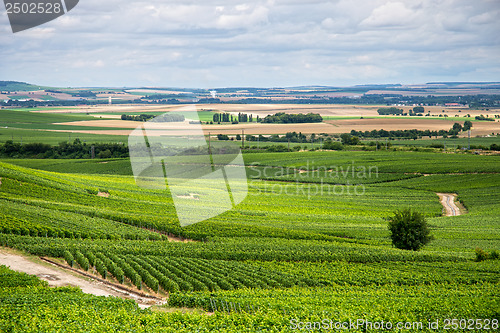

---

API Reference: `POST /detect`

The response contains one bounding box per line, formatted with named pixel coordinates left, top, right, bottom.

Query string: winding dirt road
left=436, top=193, right=461, bottom=216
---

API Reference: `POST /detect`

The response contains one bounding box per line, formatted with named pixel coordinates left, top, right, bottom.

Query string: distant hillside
left=0, top=81, right=43, bottom=92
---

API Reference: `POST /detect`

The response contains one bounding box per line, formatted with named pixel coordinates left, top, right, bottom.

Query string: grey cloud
left=1, top=0, right=499, bottom=87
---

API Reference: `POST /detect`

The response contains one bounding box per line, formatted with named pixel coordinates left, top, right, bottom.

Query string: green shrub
left=388, top=209, right=432, bottom=251
left=323, top=140, right=343, bottom=150
left=63, top=250, right=74, bottom=267
left=475, top=248, right=499, bottom=261
left=85, top=188, right=98, bottom=195
left=489, top=250, right=499, bottom=260
left=74, top=251, right=89, bottom=271
left=95, top=258, right=107, bottom=279
left=475, top=248, right=489, bottom=262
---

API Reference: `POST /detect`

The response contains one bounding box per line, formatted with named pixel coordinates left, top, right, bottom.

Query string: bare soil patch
left=326, top=118, right=500, bottom=136
left=46, top=129, right=134, bottom=135
left=176, top=193, right=200, bottom=200
left=32, top=104, right=184, bottom=114
left=166, top=234, right=195, bottom=243
left=54, top=119, right=145, bottom=128
left=92, top=114, right=123, bottom=119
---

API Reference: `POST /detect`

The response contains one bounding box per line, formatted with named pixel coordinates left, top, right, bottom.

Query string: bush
left=475, top=248, right=499, bottom=261
left=323, top=140, right=343, bottom=150
left=475, top=248, right=489, bottom=262
left=388, top=209, right=432, bottom=251
left=63, top=250, right=74, bottom=267
left=95, top=258, right=107, bottom=278
left=74, top=251, right=89, bottom=271
left=490, top=250, right=499, bottom=260
left=266, top=144, right=288, bottom=152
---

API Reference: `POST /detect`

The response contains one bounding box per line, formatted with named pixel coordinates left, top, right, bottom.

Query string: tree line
left=211, top=112, right=323, bottom=124
left=121, top=114, right=155, bottom=121
left=475, top=115, right=496, bottom=121
left=261, top=112, right=323, bottom=123
left=213, top=113, right=255, bottom=123
left=349, top=122, right=472, bottom=139
left=121, top=114, right=185, bottom=122
left=0, top=139, right=128, bottom=159
left=377, top=106, right=426, bottom=115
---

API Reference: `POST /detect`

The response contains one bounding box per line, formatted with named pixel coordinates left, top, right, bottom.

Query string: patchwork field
left=2, top=104, right=499, bottom=140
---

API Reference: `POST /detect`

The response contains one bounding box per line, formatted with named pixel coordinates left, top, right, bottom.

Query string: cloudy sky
left=1, top=0, right=499, bottom=88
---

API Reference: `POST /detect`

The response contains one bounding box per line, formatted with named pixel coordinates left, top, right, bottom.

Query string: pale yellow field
left=32, top=104, right=183, bottom=114
left=35, top=104, right=500, bottom=137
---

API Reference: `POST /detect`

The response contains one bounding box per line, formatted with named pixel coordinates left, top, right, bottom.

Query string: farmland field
left=0, top=145, right=499, bottom=331
left=2, top=104, right=499, bottom=142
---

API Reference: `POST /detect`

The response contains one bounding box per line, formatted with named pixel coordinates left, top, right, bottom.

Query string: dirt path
left=436, top=193, right=461, bottom=216
left=0, top=248, right=164, bottom=308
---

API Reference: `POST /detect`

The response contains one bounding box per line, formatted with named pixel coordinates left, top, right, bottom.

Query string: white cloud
left=360, top=2, right=417, bottom=28
left=73, top=59, right=105, bottom=68
left=469, top=11, right=499, bottom=25
left=216, top=5, right=269, bottom=29
left=0, top=0, right=499, bottom=87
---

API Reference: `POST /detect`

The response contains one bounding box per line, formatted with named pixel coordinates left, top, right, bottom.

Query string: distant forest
left=0, top=140, right=128, bottom=159
left=3, top=94, right=499, bottom=108
left=121, top=114, right=185, bottom=122
left=260, top=112, right=323, bottom=124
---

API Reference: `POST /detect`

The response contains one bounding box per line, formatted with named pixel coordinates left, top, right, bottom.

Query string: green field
left=0, top=127, right=129, bottom=145
left=0, top=109, right=130, bottom=131
left=0, top=149, right=499, bottom=332
left=382, top=136, right=500, bottom=147
left=0, top=108, right=131, bottom=144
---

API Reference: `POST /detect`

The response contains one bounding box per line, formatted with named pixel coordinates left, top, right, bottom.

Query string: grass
left=0, top=109, right=132, bottom=131
left=0, top=108, right=131, bottom=144
left=0, top=82, right=43, bottom=91
left=1, top=107, right=79, bottom=111
left=0, top=109, right=92, bottom=125
left=0, top=127, right=128, bottom=145
left=384, top=136, right=500, bottom=147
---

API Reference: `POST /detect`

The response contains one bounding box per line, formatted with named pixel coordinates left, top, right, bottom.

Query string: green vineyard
left=0, top=149, right=499, bottom=332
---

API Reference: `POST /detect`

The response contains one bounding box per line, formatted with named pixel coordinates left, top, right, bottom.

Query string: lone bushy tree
left=388, top=209, right=432, bottom=251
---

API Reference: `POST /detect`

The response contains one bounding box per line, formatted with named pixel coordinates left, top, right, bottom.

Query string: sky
left=1, top=0, right=499, bottom=88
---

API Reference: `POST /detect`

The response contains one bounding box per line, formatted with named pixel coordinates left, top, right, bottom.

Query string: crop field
left=0, top=109, right=131, bottom=144
left=380, top=136, right=500, bottom=147
left=0, top=147, right=499, bottom=331
left=2, top=105, right=499, bottom=143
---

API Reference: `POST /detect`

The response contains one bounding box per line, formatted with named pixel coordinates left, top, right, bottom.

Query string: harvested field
left=30, top=103, right=500, bottom=118
left=18, top=103, right=499, bottom=136
left=32, top=104, right=184, bottom=114
left=325, top=118, right=500, bottom=136
left=51, top=116, right=500, bottom=136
